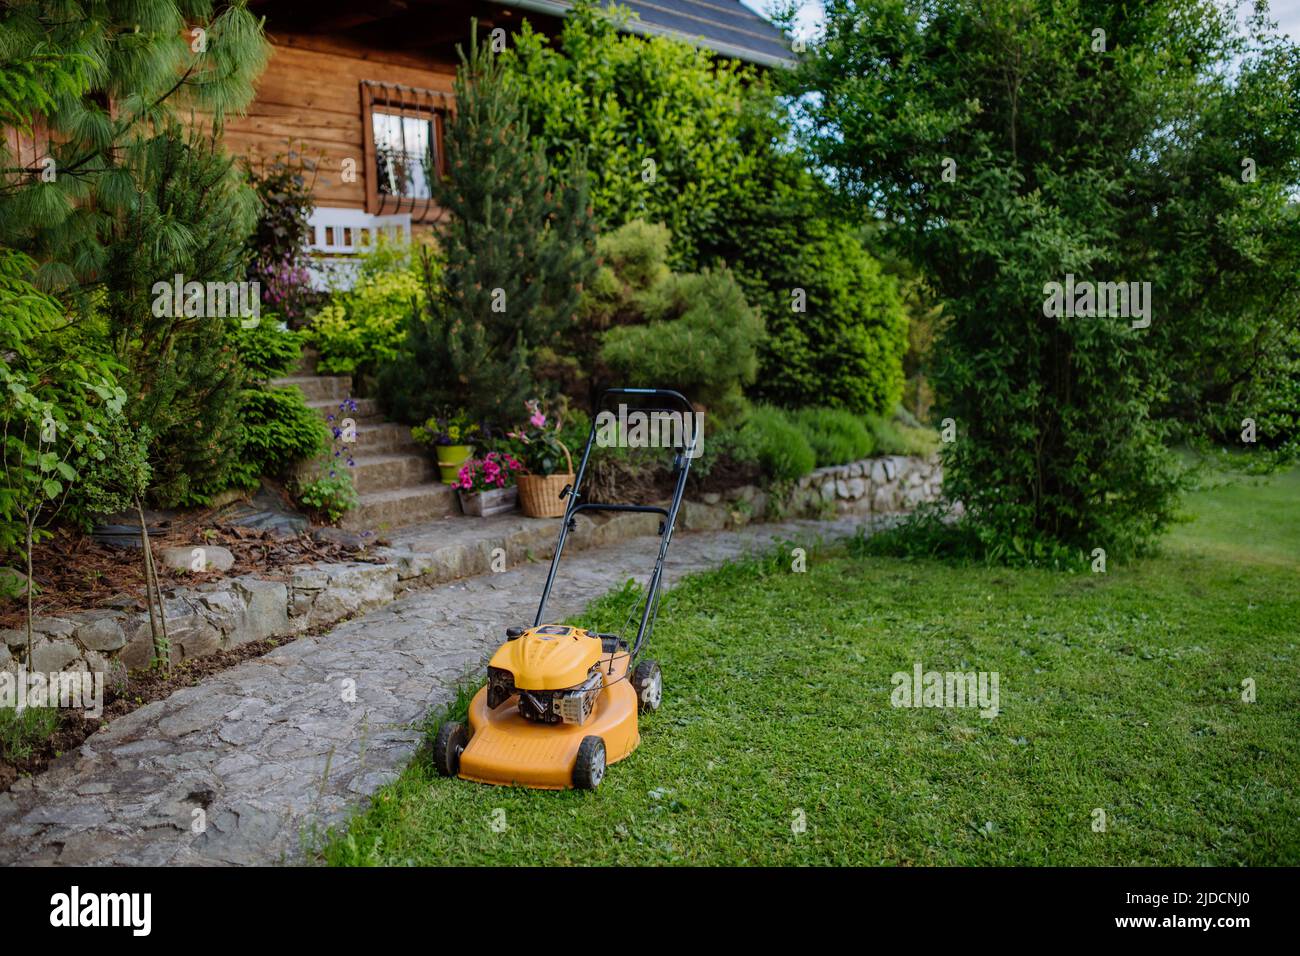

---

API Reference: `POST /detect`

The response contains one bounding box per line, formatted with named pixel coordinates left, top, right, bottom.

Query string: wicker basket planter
left=517, top=441, right=573, bottom=518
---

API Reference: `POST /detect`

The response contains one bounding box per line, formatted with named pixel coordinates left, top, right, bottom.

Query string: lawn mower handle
left=596, top=387, right=695, bottom=417
left=532, top=387, right=700, bottom=660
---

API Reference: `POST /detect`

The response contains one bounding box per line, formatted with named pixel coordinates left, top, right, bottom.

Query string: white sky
left=741, top=0, right=1300, bottom=46
left=1269, top=0, right=1300, bottom=37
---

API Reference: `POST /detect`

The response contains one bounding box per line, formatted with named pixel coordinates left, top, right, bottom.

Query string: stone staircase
left=272, top=355, right=457, bottom=531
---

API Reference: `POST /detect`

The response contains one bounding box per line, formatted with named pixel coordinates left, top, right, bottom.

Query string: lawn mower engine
left=484, top=625, right=612, bottom=727
left=488, top=665, right=605, bottom=726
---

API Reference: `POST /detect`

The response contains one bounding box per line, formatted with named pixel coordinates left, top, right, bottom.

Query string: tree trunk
left=24, top=519, right=34, bottom=663
left=135, top=497, right=170, bottom=672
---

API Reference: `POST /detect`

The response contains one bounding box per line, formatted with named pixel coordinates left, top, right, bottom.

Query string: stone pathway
left=0, top=515, right=885, bottom=866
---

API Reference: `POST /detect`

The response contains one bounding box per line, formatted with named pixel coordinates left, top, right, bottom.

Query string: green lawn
left=323, top=468, right=1300, bottom=866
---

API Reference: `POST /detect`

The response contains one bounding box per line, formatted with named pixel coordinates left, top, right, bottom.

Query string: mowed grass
left=323, top=469, right=1299, bottom=866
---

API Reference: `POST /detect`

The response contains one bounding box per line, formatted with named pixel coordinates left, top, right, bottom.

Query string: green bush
left=228, top=389, right=327, bottom=489
left=792, top=407, right=874, bottom=467
left=69, top=415, right=151, bottom=527
left=0, top=705, right=60, bottom=765
left=580, top=221, right=761, bottom=420
left=294, top=471, right=357, bottom=525
left=1195, top=323, right=1299, bottom=472
left=731, top=406, right=816, bottom=483
left=310, top=250, right=427, bottom=378
left=685, top=97, right=909, bottom=416
left=865, top=411, right=940, bottom=458
left=747, top=223, right=908, bottom=414
left=233, top=318, right=303, bottom=380
left=601, top=269, right=762, bottom=420
left=0, top=250, right=125, bottom=557
left=500, top=1, right=909, bottom=416
left=228, top=321, right=327, bottom=489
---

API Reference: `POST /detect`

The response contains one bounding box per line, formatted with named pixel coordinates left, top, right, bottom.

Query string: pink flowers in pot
left=508, top=399, right=570, bottom=476
left=454, top=451, right=523, bottom=493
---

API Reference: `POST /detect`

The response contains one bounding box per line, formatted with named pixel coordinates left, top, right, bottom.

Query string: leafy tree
left=0, top=250, right=125, bottom=651
left=793, top=0, right=1300, bottom=558
left=382, top=27, right=597, bottom=425
left=1135, top=37, right=1300, bottom=467
left=507, top=3, right=909, bottom=415
left=501, top=1, right=760, bottom=267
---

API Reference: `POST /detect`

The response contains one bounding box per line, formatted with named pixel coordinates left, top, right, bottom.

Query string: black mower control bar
left=533, top=388, right=699, bottom=660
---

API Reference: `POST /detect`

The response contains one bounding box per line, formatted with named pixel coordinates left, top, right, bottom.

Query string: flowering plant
left=295, top=396, right=360, bottom=523
left=413, top=409, right=480, bottom=447
left=454, top=451, right=523, bottom=493
left=256, top=254, right=314, bottom=324
left=508, top=399, right=570, bottom=476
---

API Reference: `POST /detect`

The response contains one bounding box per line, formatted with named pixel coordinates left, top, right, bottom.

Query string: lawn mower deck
left=433, top=388, right=693, bottom=791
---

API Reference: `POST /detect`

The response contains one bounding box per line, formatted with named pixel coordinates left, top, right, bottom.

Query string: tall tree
left=794, top=0, right=1300, bottom=558
left=382, top=26, right=597, bottom=425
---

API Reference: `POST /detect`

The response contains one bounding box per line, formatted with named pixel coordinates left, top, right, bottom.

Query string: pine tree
left=0, top=2, right=269, bottom=504
left=383, top=25, right=597, bottom=425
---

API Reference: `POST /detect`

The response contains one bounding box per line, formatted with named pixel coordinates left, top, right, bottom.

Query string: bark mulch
left=1, top=500, right=389, bottom=790
left=1, top=519, right=385, bottom=632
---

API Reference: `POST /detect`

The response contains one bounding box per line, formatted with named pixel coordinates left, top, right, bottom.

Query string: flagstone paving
left=0, top=514, right=888, bottom=866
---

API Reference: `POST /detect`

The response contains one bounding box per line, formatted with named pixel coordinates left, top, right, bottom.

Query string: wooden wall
left=223, top=32, right=458, bottom=215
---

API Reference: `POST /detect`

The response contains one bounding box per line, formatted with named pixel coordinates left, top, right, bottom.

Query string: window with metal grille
left=361, top=80, right=449, bottom=221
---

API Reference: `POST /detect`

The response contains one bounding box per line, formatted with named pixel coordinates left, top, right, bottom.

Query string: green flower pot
left=437, top=444, right=474, bottom=484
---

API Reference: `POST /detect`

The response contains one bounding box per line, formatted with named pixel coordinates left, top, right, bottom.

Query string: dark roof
left=490, top=0, right=794, bottom=67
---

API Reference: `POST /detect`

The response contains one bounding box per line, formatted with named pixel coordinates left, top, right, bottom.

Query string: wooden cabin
left=233, top=0, right=791, bottom=279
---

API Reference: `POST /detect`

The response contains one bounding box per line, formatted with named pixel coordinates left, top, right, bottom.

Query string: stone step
left=340, top=483, right=459, bottom=531
left=295, top=348, right=320, bottom=375
left=350, top=452, right=438, bottom=493
left=271, top=374, right=353, bottom=403
left=352, top=422, right=420, bottom=454
left=307, top=397, right=384, bottom=425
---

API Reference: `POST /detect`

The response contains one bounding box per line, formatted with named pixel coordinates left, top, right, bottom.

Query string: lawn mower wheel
left=573, top=735, right=606, bottom=790
left=433, top=720, right=468, bottom=777
left=632, top=659, right=663, bottom=713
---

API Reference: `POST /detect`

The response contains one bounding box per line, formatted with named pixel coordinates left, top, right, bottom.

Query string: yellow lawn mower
left=433, top=388, right=698, bottom=790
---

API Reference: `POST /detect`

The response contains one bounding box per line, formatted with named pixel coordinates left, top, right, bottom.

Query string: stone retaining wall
left=792, top=453, right=943, bottom=516
left=1, top=454, right=942, bottom=680
left=679, top=454, right=943, bottom=530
